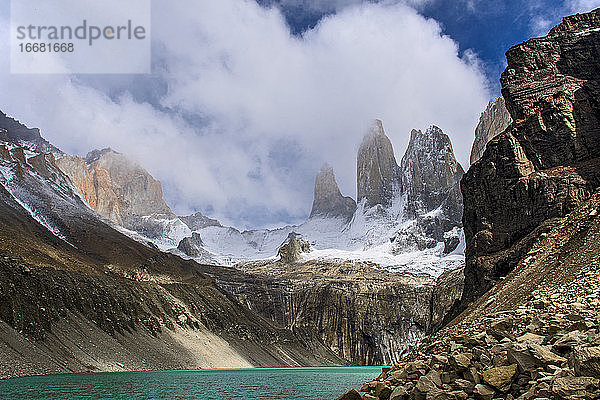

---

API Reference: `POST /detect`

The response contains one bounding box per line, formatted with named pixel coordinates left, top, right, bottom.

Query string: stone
left=516, top=333, right=544, bottom=344
left=470, top=97, right=512, bottom=164
left=449, top=353, right=473, bottom=372
left=473, top=383, right=495, bottom=400
left=309, top=163, right=356, bottom=221
left=389, top=385, right=409, bottom=400
left=482, top=364, right=517, bottom=392
left=552, top=376, right=600, bottom=399
left=357, top=120, right=400, bottom=208
left=570, top=346, right=600, bottom=378
left=375, top=381, right=393, bottom=399
left=336, top=389, right=362, bottom=400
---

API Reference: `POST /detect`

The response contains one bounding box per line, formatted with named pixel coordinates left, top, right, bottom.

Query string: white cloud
left=530, top=0, right=600, bottom=37
left=566, top=0, right=600, bottom=13
left=0, top=0, right=489, bottom=228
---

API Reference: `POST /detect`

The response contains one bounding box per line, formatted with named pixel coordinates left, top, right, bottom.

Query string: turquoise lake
left=0, top=366, right=382, bottom=400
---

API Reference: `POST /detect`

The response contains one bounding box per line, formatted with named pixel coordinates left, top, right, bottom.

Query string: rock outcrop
left=57, top=148, right=174, bottom=225
left=227, top=259, right=464, bottom=366
left=177, top=232, right=205, bottom=257
left=309, top=164, right=356, bottom=221
left=0, top=111, right=60, bottom=154
left=277, top=233, right=311, bottom=263
left=357, top=120, right=400, bottom=208
left=461, top=8, right=600, bottom=304
left=180, top=211, right=222, bottom=230
left=400, top=126, right=464, bottom=223
left=470, top=98, right=512, bottom=164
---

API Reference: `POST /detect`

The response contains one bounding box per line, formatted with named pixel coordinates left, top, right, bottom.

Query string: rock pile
left=340, top=253, right=600, bottom=400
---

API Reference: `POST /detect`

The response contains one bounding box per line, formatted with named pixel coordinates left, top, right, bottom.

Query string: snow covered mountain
left=42, top=112, right=464, bottom=277
left=173, top=120, right=466, bottom=277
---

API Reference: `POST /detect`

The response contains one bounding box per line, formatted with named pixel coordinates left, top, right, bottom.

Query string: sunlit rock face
left=57, top=148, right=174, bottom=224
left=470, top=98, right=512, bottom=165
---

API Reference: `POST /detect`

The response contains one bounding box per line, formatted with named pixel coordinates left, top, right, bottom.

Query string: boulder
left=336, top=389, right=362, bottom=400
left=482, top=364, right=517, bottom=392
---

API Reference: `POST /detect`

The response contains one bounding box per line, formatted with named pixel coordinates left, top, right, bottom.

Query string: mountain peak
left=357, top=120, right=399, bottom=208
left=309, top=163, right=356, bottom=221
left=470, top=98, right=512, bottom=165
left=400, top=125, right=464, bottom=220
left=85, top=148, right=120, bottom=164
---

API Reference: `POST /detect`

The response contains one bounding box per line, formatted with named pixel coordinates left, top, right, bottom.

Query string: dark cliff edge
left=346, top=9, right=600, bottom=400
left=460, top=8, right=600, bottom=306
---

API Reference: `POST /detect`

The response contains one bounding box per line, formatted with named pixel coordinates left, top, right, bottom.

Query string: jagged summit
left=309, top=163, right=356, bottom=221
left=0, top=110, right=61, bottom=154
left=180, top=211, right=222, bottom=231
left=470, top=98, right=512, bottom=164
left=400, top=126, right=464, bottom=221
left=357, top=120, right=400, bottom=208
left=85, top=147, right=119, bottom=164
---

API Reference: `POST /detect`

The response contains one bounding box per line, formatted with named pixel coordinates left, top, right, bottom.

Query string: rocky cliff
left=56, top=149, right=189, bottom=247
left=461, top=8, right=600, bottom=304
left=0, top=111, right=60, bottom=154
left=389, top=126, right=464, bottom=254
left=0, top=122, right=345, bottom=379
left=57, top=148, right=174, bottom=224
left=469, top=98, right=512, bottom=165
left=357, top=120, right=400, bottom=208
left=400, top=126, right=464, bottom=223
left=309, top=164, right=357, bottom=221
left=225, top=259, right=464, bottom=366
left=344, top=9, right=600, bottom=400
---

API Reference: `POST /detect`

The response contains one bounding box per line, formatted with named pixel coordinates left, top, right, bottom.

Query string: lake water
left=0, top=367, right=382, bottom=400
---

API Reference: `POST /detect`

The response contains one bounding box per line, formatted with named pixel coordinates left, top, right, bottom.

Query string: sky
left=0, top=0, right=599, bottom=229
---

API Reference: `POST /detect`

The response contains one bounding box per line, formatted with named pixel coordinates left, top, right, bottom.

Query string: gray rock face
left=390, top=126, right=465, bottom=253
left=309, top=164, right=356, bottom=221
left=357, top=120, right=400, bottom=208
left=400, top=126, right=464, bottom=223
left=180, top=212, right=222, bottom=230
left=0, top=111, right=61, bottom=154
left=278, top=233, right=311, bottom=263
left=177, top=232, right=205, bottom=257
left=470, top=98, right=512, bottom=165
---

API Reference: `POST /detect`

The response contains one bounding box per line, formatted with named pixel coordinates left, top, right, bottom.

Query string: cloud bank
left=0, top=0, right=489, bottom=228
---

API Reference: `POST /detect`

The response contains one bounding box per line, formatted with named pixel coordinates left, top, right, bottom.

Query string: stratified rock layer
left=309, top=164, right=356, bottom=221
left=227, top=259, right=464, bottom=365
left=357, top=120, right=400, bottom=208
left=470, top=98, right=512, bottom=164
left=461, top=9, right=600, bottom=304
